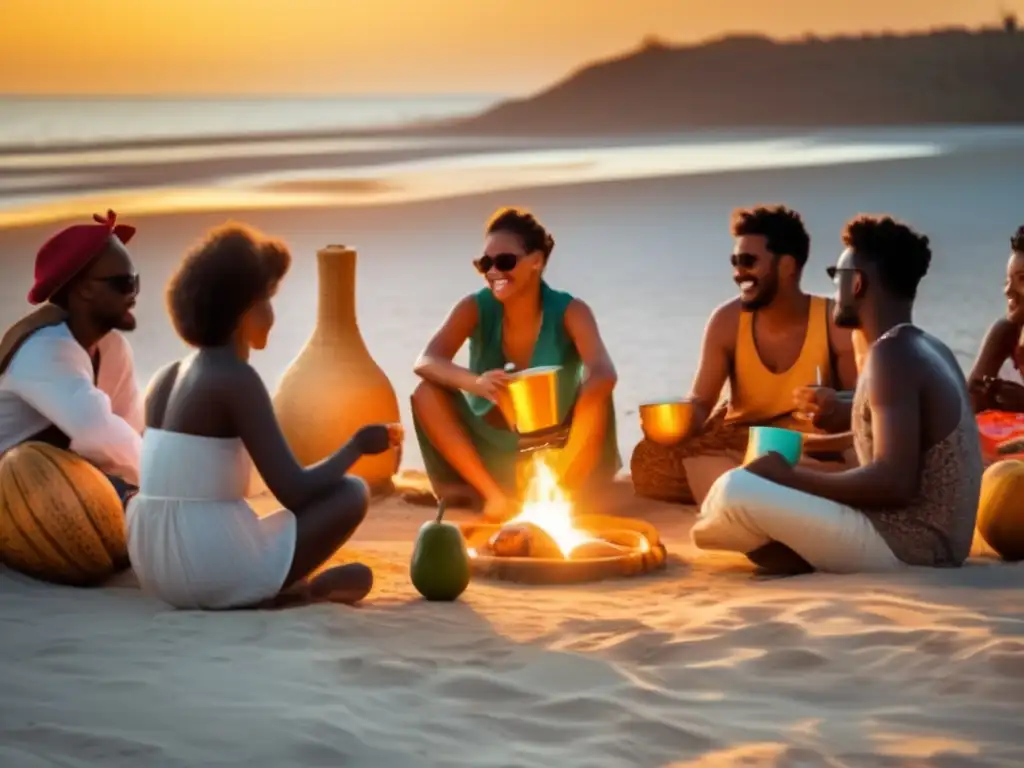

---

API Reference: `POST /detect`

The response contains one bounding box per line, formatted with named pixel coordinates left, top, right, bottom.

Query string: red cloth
left=28, top=210, right=136, bottom=305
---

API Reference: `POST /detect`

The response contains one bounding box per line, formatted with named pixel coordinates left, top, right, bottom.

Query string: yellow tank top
left=726, top=295, right=832, bottom=428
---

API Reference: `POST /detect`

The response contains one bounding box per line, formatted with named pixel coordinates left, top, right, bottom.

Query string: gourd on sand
left=410, top=501, right=472, bottom=601
left=0, top=441, right=128, bottom=586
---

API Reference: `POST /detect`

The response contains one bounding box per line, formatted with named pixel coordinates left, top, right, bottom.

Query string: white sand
left=1, top=473, right=1022, bottom=767
left=2, top=135, right=1024, bottom=766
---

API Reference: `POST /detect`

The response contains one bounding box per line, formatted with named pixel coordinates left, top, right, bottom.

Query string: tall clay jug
left=272, top=245, right=401, bottom=491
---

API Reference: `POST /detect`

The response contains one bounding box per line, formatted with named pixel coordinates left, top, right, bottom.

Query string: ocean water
left=5, top=108, right=1024, bottom=230
left=0, top=95, right=502, bottom=149
left=1, top=96, right=1022, bottom=468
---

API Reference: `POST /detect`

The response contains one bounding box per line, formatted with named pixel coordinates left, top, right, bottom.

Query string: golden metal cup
left=506, top=366, right=562, bottom=434
left=638, top=399, right=694, bottom=445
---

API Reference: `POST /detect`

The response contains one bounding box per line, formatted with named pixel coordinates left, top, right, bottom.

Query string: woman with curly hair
left=127, top=224, right=399, bottom=609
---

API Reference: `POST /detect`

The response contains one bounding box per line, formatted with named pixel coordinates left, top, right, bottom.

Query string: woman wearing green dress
left=412, top=207, right=620, bottom=521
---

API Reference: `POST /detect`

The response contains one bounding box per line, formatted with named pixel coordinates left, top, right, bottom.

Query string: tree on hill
left=639, top=34, right=671, bottom=52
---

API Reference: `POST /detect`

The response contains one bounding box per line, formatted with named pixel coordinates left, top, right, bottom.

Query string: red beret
left=28, top=209, right=136, bottom=305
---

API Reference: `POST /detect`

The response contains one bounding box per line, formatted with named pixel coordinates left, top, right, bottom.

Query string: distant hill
left=447, top=26, right=1024, bottom=135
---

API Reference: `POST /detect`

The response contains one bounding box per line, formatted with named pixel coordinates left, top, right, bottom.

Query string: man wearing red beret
left=0, top=210, right=143, bottom=501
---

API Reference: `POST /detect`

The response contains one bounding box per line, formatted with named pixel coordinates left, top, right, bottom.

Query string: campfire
left=460, top=451, right=667, bottom=584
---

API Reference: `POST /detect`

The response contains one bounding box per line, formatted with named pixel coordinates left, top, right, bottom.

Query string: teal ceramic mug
left=744, top=426, right=804, bottom=466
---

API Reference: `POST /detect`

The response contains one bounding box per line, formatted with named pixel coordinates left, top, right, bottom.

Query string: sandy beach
left=2, top=128, right=1024, bottom=766
left=2, top=477, right=1022, bottom=767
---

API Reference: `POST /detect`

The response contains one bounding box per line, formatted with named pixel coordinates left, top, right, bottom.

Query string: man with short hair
left=0, top=210, right=143, bottom=501
left=693, top=215, right=983, bottom=574
left=631, top=204, right=858, bottom=505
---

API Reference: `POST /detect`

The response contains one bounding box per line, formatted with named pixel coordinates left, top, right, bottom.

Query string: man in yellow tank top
left=631, top=205, right=859, bottom=505
left=693, top=215, right=982, bottom=574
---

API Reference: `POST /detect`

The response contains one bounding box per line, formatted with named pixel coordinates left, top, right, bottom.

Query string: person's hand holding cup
left=792, top=385, right=838, bottom=426
left=472, top=369, right=511, bottom=404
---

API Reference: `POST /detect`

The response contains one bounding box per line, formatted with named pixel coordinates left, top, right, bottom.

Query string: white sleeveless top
left=126, top=429, right=295, bottom=610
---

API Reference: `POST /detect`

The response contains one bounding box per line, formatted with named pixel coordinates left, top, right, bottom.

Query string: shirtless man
left=694, top=215, right=982, bottom=574
left=631, top=205, right=858, bottom=505
left=0, top=210, right=143, bottom=502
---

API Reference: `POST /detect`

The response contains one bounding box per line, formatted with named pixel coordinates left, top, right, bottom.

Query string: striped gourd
left=0, top=441, right=128, bottom=586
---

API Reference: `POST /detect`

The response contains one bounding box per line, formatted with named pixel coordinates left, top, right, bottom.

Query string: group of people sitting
left=0, top=205, right=1017, bottom=609
left=414, top=205, right=1005, bottom=576
left=0, top=215, right=388, bottom=609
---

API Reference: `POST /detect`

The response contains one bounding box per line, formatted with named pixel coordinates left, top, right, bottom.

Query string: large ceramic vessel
left=272, top=245, right=401, bottom=491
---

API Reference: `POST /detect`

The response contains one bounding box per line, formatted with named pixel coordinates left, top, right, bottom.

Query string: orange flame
left=504, top=450, right=592, bottom=558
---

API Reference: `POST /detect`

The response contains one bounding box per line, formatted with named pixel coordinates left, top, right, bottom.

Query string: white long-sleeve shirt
left=0, top=323, right=143, bottom=485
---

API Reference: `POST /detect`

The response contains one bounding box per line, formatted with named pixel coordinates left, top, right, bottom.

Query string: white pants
left=692, top=468, right=904, bottom=573
left=683, top=447, right=858, bottom=507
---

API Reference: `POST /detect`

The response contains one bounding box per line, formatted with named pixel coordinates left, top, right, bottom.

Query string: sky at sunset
left=3, top=0, right=1022, bottom=95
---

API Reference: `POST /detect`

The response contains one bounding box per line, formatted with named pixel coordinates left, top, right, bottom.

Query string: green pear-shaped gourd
left=410, top=501, right=471, bottom=601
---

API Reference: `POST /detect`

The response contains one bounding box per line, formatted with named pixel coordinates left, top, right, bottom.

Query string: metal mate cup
left=638, top=399, right=695, bottom=445
left=506, top=365, right=562, bottom=435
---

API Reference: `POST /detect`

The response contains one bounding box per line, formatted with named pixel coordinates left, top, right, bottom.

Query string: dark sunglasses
left=730, top=252, right=759, bottom=269
left=474, top=252, right=521, bottom=274
left=92, top=272, right=140, bottom=295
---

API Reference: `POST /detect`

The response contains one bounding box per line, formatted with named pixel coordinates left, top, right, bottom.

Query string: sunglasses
left=730, top=252, right=759, bottom=269
left=474, top=252, right=522, bottom=274
left=92, top=272, right=140, bottom=295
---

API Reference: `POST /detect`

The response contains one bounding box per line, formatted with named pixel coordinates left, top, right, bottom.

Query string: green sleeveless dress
left=413, top=281, right=620, bottom=492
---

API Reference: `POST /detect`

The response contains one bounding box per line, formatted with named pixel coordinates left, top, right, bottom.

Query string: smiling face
left=1005, top=250, right=1024, bottom=324
left=732, top=234, right=781, bottom=310
left=477, top=230, right=543, bottom=303
left=73, top=237, right=140, bottom=332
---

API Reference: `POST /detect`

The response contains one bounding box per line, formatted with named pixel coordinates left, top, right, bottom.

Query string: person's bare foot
left=307, top=563, right=374, bottom=604
left=746, top=542, right=814, bottom=576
